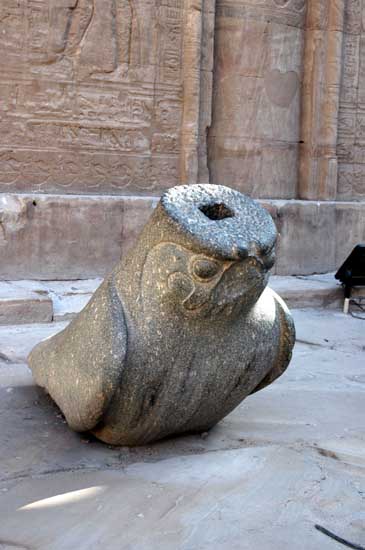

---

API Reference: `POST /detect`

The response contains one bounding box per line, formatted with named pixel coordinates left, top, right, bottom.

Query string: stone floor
left=0, top=307, right=364, bottom=550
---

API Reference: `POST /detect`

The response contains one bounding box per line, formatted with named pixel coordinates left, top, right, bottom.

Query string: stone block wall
left=209, top=0, right=306, bottom=199
left=337, top=0, right=365, bottom=201
left=0, top=0, right=364, bottom=278
left=0, top=0, right=213, bottom=195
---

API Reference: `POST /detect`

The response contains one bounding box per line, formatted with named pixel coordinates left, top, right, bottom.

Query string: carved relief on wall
left=208, top=0, right=306, bottom=199
left=337, top=0, right=365, bottom=200
left=0, top=0, right=206, bottom=194
left=215, top=0, right=306, bottom=25
left=26, top=0, right=177, bottom=79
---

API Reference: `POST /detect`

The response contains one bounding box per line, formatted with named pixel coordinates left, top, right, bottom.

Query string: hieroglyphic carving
left=208, top=0, right=305, bottom=198
left=0, top=1, right=26, bottom=57
left=0, top=149, right=178, bottom=193
left=340, top=33, right=360, bottom=103
left=299, top=0, right=344, bottom=200
left=0, top=0, right=211, bottom=194
left=338, top=163, right=365, bottom=199
left=336, top=0, right=365, bottom=199
left=27, top=0, right=145, bottom=72
left=157, top=0, right=184, bottom=84
left=216, top=0, right=306, bottom=27
left=344, top=0, right=362, bottom=35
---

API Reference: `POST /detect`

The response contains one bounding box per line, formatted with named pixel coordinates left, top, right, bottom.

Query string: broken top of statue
left=28, top=184, right=295, bottom=446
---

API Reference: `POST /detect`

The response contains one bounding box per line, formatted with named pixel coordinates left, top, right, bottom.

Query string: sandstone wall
left=1, top=193, right=364, bottom=278
left=0, top=0, right=364, bottom=278
left=0, top=0, right=214, bottom=195
left=337, top=0, right=365, bottom=200
left=208, top=0, right=306, bottom=199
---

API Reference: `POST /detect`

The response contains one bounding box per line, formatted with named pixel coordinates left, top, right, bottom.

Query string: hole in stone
left=32, top=200, right=37, bottom=206
left=199, top=202, right=234, bottom=221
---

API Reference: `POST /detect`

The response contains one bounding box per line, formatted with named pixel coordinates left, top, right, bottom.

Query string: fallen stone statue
left=28, top=184, right=295, bottom=446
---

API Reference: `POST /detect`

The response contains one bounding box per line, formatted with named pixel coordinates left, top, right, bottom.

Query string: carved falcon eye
left=192, top=259, right=219, bottom=281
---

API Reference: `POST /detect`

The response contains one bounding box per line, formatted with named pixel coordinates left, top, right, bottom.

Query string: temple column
left=298, top=0, right=345, bottom=200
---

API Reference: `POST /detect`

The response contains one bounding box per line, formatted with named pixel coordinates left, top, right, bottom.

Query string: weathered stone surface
left=46, top=280, right=102, bottom=321
left=270, top=274, right=343, bottom=309
left=0, top=0, right=213, bottom=195
left=274, top=200, right=337, bottom=275
left=273, top=199, right=365, bottom=275
left=28, top=184, right=295, bottom=446
left=336, top=0, right=365, bottom=201
left=1, top=193, right=364, bottom=279
left=0, top=272, right=346, bottom=333
left=299, top=0, right=344, bottom=200
left=0, top=0, right=364, bottom=284
left=0, top=282, right=53, bottom=325
left=0, top=308, right=364, bottom=550
left=1, top=446, right=364, bottom=550
left=5, top=279, right=102, bottom=322
left=0, top=322, right=67, bottom=367
left=299, top=0, right=365, bottom=201
left=1, top=273, right=345, bottom=328
left=208, top=0, right=306, bottom=198
left=335, top=201, right=365, bottom=267
left=0, top=193, right=157, bottom=280
left=0, top=0, right=364, bottom=286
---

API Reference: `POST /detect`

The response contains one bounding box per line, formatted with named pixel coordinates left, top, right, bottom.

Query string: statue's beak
left=183, top=285, right=211, bottom=310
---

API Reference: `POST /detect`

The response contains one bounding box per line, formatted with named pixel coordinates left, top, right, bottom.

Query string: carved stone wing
left=250, top=290, right=295, bottom=394
left=28, top=276, right=127, bottom=432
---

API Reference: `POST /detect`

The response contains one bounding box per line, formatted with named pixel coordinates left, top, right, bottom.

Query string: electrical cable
left=315, top=525, right=365, bottom=550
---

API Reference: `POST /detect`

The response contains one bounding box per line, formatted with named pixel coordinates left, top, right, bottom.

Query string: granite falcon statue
left=28, top=184, right=295, bottom=446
